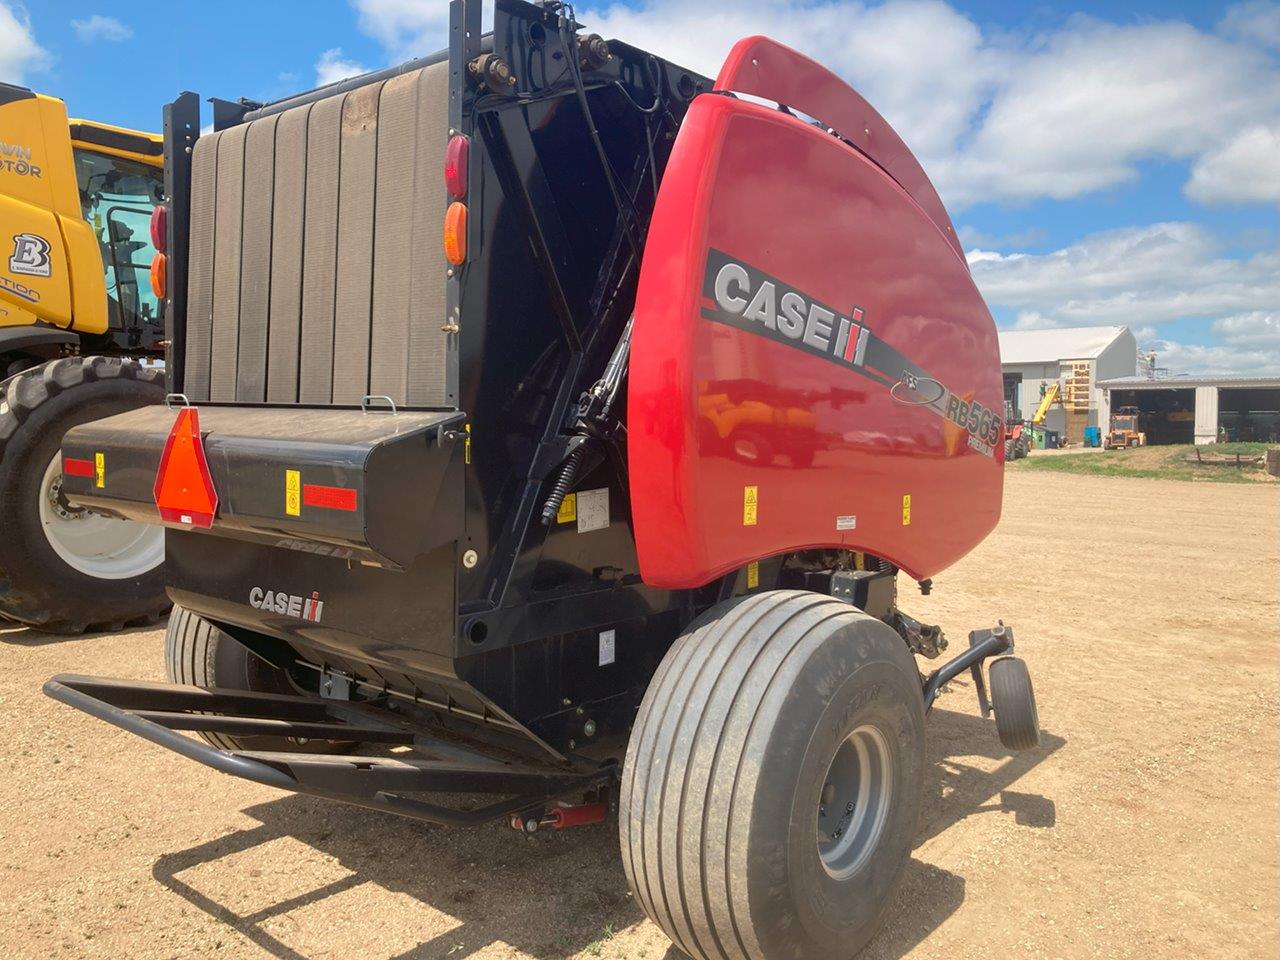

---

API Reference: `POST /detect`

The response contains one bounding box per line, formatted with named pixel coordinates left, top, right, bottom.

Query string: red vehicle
left=46, top=4, right=1039, bottom=958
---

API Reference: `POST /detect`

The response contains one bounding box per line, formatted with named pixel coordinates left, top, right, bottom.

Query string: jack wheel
left=989, top=656, right=1040, bottom=751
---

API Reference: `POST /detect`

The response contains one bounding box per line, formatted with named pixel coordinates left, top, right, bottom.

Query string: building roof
left=1098, top=375, right=1280, bottom=390
left=998, top=325, right=1130, bottom=364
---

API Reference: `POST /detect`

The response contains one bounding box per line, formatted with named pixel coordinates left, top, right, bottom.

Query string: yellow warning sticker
left=464, top=423, right=471, bottom=465
left=746, top=561, right=759, bottom=589
left=743, top=485, right=758, bottom=526
left=285, top=470, right=301, bottom=516
left=902, top=494, right=912, bottom=526
left=94, top=452, right=105, bottom=489
left=556, top=492, right=577, bottom=524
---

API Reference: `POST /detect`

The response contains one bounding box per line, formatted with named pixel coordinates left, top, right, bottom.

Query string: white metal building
left=1097, top=375, right=1280, bottom=445
left=998, top=326, right=1137, bottom=442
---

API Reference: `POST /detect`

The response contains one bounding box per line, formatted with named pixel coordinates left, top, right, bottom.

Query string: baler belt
left=184, top=61, right=450, bottom=407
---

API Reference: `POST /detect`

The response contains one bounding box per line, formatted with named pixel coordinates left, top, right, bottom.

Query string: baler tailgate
left=61, top=405, right=465, bottom=568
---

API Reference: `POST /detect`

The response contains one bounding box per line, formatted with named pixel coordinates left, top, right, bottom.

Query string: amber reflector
left=443, top=202, right=467, bottom=265
left=150, top=253, right=167, bottom=300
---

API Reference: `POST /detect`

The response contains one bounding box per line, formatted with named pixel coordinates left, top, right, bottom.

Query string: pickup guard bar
left=44, top=674, right=613, bottom=827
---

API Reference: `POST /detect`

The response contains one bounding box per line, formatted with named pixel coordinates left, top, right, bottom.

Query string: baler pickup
left=60, top=404, right=465, bottom=569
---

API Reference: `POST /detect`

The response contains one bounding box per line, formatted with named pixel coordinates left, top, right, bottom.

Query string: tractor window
left=73, top=149, right=164, bottom=335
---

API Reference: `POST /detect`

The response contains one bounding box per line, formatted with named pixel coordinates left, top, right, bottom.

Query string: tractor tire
left=165, top=604, right=345, bottom=753
left=1004, top=439, right=1014, bottom=461
left=0, top=357, right=168, bottom=633
left=620, top=590, right=926, bottom=960
left=989, top=656, right=1040, bottom=752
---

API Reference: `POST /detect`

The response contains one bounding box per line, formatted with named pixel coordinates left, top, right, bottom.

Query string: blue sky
left=8, top=1, right=1279, bottom=374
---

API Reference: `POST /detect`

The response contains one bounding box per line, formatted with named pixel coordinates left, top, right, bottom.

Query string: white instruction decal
left=576, top=487, right=610, bottom=533
left=599, top=629, right=616, bottom=666
left=836, top=515, right=857, bottom=531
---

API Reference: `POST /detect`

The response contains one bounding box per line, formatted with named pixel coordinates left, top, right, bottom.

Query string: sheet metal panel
left=298, top=93, right=344, bottom=404
left=331, top=82, right=383, bottom=405
left=235, top=114, right=278, bottom=402
left=267, top=104, right=310, bottom=402
left=208, top=124, right=247, bottom=402
left=184, top=136, right=218, bottom=401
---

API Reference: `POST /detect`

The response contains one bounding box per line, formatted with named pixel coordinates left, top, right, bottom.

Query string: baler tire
left=0, top=357, right=168, bottom=633
left=165, top=604, right=353, bottom=753
left=989, top=656, right=1040, bottom=751
left=620, top=590, right=926, bottom=960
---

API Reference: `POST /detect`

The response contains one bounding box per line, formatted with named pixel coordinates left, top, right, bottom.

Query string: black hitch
left=921, top=623, right=1014, bottom=713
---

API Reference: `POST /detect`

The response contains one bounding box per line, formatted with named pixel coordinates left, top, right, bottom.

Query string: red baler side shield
left=628, top=44, right=1003, bottom=589
left=153, top=407, right=218, bottom=529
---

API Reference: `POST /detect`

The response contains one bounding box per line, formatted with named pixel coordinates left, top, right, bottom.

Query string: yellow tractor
left=0, top=83, right=167, bottom=632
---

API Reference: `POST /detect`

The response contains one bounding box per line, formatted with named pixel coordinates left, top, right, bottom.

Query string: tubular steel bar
left=921, top=625, right=1013, bottom=712
left=44, top=674, right=611, bottom=827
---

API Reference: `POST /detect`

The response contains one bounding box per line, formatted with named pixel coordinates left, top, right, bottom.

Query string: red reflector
left=153, top=407, right=218, bottom=528
left=444, top=134, right=469, bottom=198
left=302, top=483, right=357, bottom=512
left=150, top=204, right=167, bottom=252
left=62, top=457, right=95, bottom=478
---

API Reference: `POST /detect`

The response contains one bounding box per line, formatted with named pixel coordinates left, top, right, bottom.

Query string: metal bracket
left=921, top=623, right=1013, bottom=712
left=360, top=394, right=398, bottom=415
left=164, top=392, right=192, bottom=409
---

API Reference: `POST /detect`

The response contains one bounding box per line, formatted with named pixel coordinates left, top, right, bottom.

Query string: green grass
left=1010, top=442, right=1278, bottom=484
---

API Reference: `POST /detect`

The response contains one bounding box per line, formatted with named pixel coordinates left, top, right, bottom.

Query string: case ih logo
left=705, top=248, right=870, bottom=370
left=699, top=248, right=1003, bottom=459
left=249, top=587, right=324, bottom=622
left=9, top=233, right=51, bottom=277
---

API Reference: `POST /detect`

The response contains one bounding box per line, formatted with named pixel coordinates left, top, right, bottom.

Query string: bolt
left=462, top=549, right=479, bottom=569
left=832, top=828, right=843, bottom=840
left=575, top=707, right=585, bottom=716
left=568, top=739, right=577, bottom=750
left=583, top=720, right=597, bottom=737
left=524, top=818, right=539, bottom=834
left=846, top=802, right=855, bottom=814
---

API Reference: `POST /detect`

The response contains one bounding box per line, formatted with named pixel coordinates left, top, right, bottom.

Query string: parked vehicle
left=45, top=3, right=1040, bottom=957
left=1105, top=406, right=1146, bottom=449
left=0, top=84, right=168, bottom=632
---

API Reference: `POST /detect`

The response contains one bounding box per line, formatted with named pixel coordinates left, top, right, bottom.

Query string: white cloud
left=315, top=47, right=368, bottom=86
left=1140, top=337, right=1279, bottom=377
left=1220, top=0, right=1280, bottom=50
left=447, top=0, right=1276, bottom=211
left=971, top=222, right=1280, bottom=375
left=0, top=3, right=46, bottom=83
left=968, top=222, right=1280, bottom=331
left=1212, top=310, right=1279, bottom=348
left=71, top=14, right=133, bottom=43
left=1185, top=125, right=1280, bottom=205
left=352, top=0, right=453, bottom=62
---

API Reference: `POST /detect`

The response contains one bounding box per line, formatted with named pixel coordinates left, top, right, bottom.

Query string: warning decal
left=557, top=492, right=577, bottom=524
left=285, top=470, right=301, bottom=516
left=743, top=485, right=758, bottom=526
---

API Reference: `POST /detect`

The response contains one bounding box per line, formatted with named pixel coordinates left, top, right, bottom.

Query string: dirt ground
left=2, top=470, right=1277, bottom=960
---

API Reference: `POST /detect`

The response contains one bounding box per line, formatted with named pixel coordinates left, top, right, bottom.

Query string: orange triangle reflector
left=153, top=407, right=218, bottom=528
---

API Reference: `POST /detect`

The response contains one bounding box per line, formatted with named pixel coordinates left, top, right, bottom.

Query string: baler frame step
left=43, top=674, right=612, bottom=826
